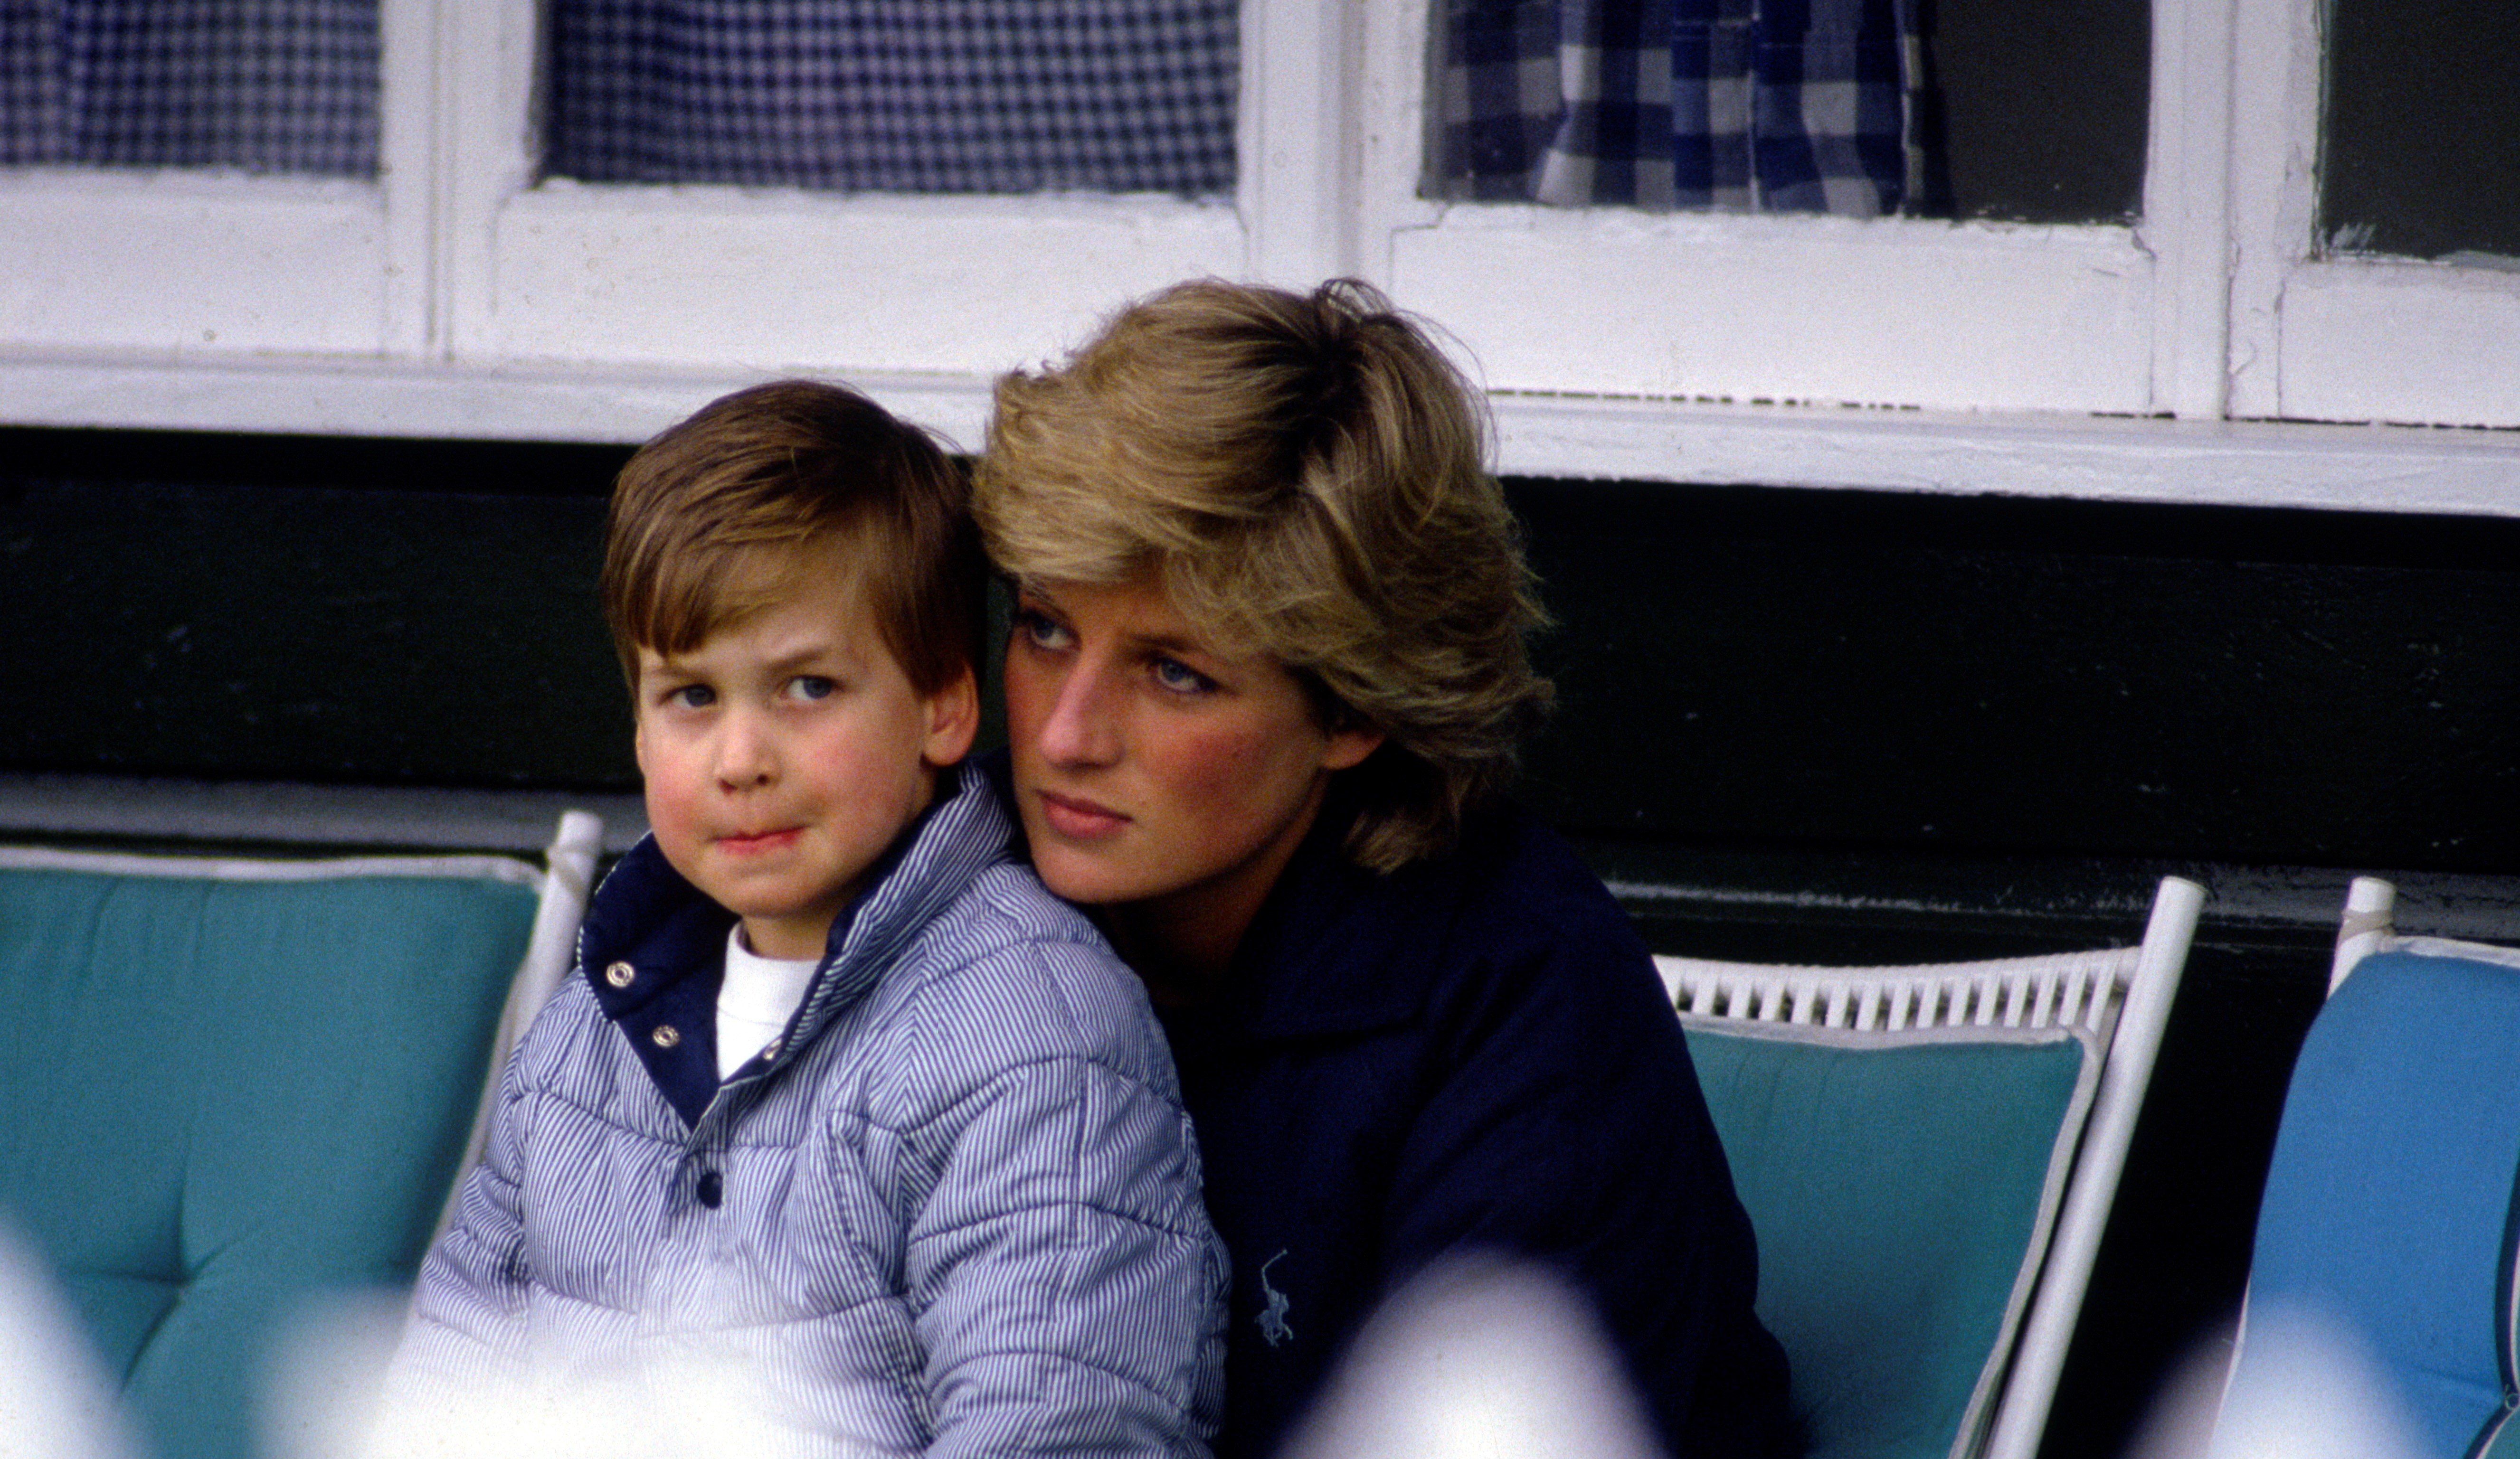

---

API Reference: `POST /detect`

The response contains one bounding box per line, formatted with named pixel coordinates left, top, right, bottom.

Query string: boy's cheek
left=633, top=732, right=704, bottom=858
left=632, top=715, right=654, bottom=780
left=639, top=752, right=698, bottom=829
left=640, top=781, right=713, bottom=891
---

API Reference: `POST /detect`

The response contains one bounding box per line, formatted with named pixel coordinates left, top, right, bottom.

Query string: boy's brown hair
left=601, top=379, right=981, bottom=697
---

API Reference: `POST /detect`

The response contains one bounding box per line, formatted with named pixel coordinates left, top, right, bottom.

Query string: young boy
left=385, top=381, right=1224, bottom=1456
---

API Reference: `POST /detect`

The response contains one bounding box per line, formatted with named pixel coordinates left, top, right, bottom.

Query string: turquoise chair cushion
left=2233, top=948, right=2520, bottom=1459
left=1685, top=1021, right=2099, bottom=1459
left=0, top=863, right=537, bottom=1459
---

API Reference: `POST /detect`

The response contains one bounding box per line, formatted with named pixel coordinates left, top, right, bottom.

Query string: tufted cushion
left=1684, top=1020, right=2099, bottom=1459
left=0, top=862, right=536, bottom=1459
left=2232, top=948, right=2520, bottom=1459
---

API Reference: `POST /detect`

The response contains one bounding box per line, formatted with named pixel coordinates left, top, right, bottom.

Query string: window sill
left=5, top=351, right=2516, bottom=516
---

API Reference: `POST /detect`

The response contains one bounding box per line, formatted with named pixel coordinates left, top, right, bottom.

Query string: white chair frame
left=1656, top=874, right=2207, bottom=1459
left=2330, top=876, right=2520, bottom=994
left=437, top=808, right=603, bottom=1233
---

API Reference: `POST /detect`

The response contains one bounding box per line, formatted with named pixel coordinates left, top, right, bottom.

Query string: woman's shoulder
left=1448, top=798, right=1624, bottom=900
left=1250, top=798, right=1656, bottom=1034
left=1386, top=800, right=1645, bottom=960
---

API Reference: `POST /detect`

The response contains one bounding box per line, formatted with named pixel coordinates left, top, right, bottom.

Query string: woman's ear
left=1320, top=722, right=1384, bottom=772
left=921, top=666, right=982, bottom=767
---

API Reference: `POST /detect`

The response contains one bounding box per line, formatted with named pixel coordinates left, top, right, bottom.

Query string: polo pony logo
left=1256, top=1249, right=1294, bottom=1347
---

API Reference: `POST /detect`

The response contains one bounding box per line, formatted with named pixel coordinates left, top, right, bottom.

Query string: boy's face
left=633, top=569, right=977, bottom=962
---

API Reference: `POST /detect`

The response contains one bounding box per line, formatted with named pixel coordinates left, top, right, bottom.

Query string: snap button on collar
left=651, top=1024, right=681, bottom=1049
left=605, top=960, right=635, bottom=988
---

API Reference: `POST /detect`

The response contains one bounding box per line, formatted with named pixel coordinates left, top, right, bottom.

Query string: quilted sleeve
left=373, top=1004, right=540, bottom=1421
left=893, top=936, right=1227, bottom=1459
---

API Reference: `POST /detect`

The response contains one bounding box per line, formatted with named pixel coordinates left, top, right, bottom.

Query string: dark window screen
left=1911, top=0, right=2147, bottom=223
left=2321, top=0, right=2520, bottom=262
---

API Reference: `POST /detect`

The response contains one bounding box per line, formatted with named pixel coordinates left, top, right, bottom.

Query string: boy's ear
left=921, top=665, right=981, bottom=767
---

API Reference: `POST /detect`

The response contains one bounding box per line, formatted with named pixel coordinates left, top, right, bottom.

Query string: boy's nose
left=713, top=713, right=778, bottom=787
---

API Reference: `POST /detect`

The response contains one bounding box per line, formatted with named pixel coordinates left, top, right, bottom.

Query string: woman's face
left=1003, top=576, right=1382, bottom=970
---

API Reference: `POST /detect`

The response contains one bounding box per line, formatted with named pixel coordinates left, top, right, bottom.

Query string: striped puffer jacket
left=387, top=768, right=1226, bottom=1457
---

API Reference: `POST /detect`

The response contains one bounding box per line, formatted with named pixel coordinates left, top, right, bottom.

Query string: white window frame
left=0, top=0, right=431, bottom=360
left=0, top=0, right=2513, bottom=511
left=2225, top=0, right=2520, bottom=428
left=1356, top=0, right=2176, bottom=419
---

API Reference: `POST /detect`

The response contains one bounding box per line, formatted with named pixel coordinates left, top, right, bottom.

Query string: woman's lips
left=1035, top=790, right=1129, bottom=840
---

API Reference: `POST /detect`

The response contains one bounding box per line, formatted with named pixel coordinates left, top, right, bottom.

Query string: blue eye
left=1151, top=656, right=1215, bottom=694
left=1014, top=607, right=1074, bottom=652
left=789, top=675, right=836, bottom=701
left=669, top=683, right=715, bottom=709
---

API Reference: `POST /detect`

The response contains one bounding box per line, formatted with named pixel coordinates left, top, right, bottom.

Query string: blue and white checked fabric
left=1429, top=0, right=1918, bottom=216
left=0, top=0, right=376, bottom=175
left=385, top=769, right=1226, bottom=1456
left=547, top=0, right=1238, bottom=195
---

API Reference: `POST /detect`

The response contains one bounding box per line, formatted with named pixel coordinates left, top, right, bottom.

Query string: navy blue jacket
left=1156, top=795, right=1794, bottom=1459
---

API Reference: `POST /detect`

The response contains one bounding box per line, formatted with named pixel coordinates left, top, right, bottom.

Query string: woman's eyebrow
left=1124, top=628, right=1210, bottom=657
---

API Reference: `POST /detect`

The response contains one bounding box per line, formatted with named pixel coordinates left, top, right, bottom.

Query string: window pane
left=1425, top=0, right=1914, bottom=216
left=0, top=0, right=378, bottom=176
left=2321, top=0, right=2520, bottom=262
left=545, top=0, right=1238, bottom=196
left=1911, top=0, right=2144, bottom=223
left=1422, top=0, right=2147, bottom=224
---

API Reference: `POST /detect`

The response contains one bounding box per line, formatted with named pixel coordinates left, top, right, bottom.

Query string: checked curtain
left=1427, top=0, right=1920, bottom=216
left=544, top=0, right=1238, bottom=195
left=3, top=0, right=1904, bottom=212
left=0, top=0, right=378, bottom=175
left=0, top=0, right=1236, bottom=196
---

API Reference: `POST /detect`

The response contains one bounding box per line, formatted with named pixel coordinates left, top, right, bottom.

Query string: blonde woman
left=974, top=279, right=1795, bottom=1459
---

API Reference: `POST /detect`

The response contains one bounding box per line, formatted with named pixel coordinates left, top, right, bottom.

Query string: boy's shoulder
left=853, top=772, right=1113, bottom=982
left=874, top=857, right=1174, bottom=1088
left=866, top=761, right=1124, bottom=997
left=889, top=853, right=1137, bottom=1010
left=945, top=855, right=1111, bottom=955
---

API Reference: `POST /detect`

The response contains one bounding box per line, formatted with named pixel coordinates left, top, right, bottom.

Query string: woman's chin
left=1029, top=842, right=1143, bottom=907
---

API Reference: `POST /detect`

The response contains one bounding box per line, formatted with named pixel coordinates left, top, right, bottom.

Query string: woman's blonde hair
left=975, top=278, right=1552, bottom=871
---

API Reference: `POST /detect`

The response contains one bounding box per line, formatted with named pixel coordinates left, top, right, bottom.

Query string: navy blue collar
left=1211, top=802, right=1435, bottom=1042
left=577, top=768, right=961, bottom=1128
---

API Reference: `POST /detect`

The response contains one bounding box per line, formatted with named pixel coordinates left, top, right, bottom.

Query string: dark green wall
left=1, top=428, right=633, bottom=787
left=1516, top=478, right=2520, bottom=871
left=7, top=425, right=2520, bottom=1459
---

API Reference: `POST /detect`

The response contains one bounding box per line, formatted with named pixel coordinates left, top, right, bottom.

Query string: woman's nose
left=1036, top=667, right=1122, bottom=767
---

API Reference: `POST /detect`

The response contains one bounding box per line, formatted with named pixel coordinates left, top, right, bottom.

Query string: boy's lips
left=1034, top=790, right=1129, bottom=840
left=715, top=827, right=803, bottom=855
